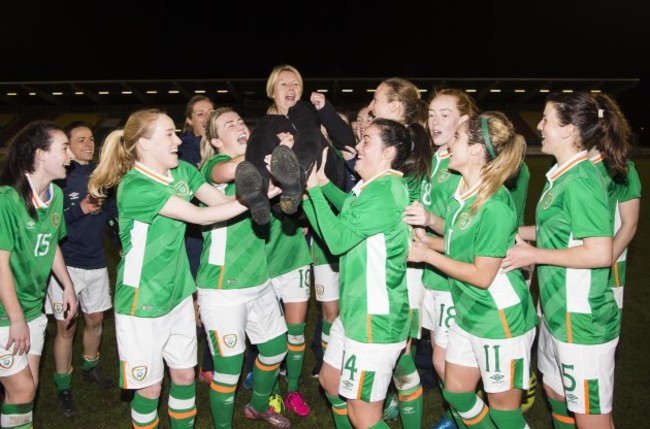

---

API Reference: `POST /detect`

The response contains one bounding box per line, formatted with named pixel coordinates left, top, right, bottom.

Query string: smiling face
left=354, top=123, right=395, bottom=181
left=140, top=114, right=182, bottom=173
left=189, top=99, right=214, bottom=137
left=272, top=70, right=302, bottom=115
left=68, top=126, right=95, bottom=164
left=212, top=111, right=249, bottom=157
left=537, top=101, right=568, bottom=157
left=356, top=106, right=374, bottom=137
left=428, top=94, right=468, bottom=148
left=39, top=130, right=72, bottom=181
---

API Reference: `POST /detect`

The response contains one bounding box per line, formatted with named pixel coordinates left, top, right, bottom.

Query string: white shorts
left=271, top=265, right=311, bottom=303
left=46, top=267, right=112, bottom=320
left=446, top=324, right=535, bottom=393
left=313, top=262, right=340, bottom=302
left=0, top=314, right=47, bottom=377
left=197, top=282, right=287, bottom=357
left=536, top=322, right=617, bottom=414
left=115, top=296, right=197, bottom=390
left=324, top=317, right=405, bottom=402
left=421, top=289, right=456, bottom=348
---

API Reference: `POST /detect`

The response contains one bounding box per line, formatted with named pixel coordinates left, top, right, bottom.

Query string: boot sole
left=235, top=162, right=270, bottom=225
left=270, top=145, right=303, bottom=214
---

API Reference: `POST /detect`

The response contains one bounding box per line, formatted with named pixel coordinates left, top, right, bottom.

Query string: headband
left=481, top=117, right=496, bottom=159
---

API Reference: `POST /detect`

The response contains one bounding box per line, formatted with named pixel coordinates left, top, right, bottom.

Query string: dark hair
left=63, top=120, right=91, bottom=138
left=592, top=93, right=633, bottom=183
left=370, top=118, right=412, bottom=172
left=0, top=121, right=64, bottom=219
left=183, top=95, right=214, bottom=132
left=546, top=92, right=603, bottom=152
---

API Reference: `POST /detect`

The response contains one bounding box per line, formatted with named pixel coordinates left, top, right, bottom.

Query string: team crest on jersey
left=0, top=354, right=14, bottom=369
left=541, top=192, right=554, bottom=210
left=173, top=181, right=190, bottom=197
left=222, top=334, right=237, bottom=348
left=132, top=366, right=148, bottom=381
left=457, top=213, right=472, bottom=230
left=316, top=284, right=325, bottom=297
left=53, top=303, right=64, bottom=314
left=437, top=169, right=450, bottom=183
left=51, top=212, right=61, bottom=228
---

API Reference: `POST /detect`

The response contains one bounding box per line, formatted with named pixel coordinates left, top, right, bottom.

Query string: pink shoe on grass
left=284, top=391, right=311, bottom=417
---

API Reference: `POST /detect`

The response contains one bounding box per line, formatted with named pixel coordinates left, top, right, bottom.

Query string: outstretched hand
left=502, top=235, right=536, bottom=273
left=403, top=201, right=430, bottom=227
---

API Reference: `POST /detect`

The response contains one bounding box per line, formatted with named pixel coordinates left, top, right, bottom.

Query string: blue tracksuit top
left=56, top=161, right=118, bottom=269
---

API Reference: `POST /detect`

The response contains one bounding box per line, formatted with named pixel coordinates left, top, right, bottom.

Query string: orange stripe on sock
left=566, top=313, right=573, bottom=343
left=583, top=380, right=590, bottom=415
left=463, top=404, right=489, bottom=426
left=332, top=406, right=348, bottom=416
left=498, top=309, right=512, bottom=338
left=552, top=412, right=576, bottom=424
left=133, top=417, right=160, bottom=429
left=255, top=359, right=280, bottom=372
left=210, top=382, right=236, bottom=393
left=288, top=343, right=306, bottom=352
left=398, top=386, right=423, bottom=402
left=168, top=408, right=197, bottom=420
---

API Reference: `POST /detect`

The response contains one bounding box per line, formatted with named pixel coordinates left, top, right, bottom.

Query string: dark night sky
left=2, top=0, right=650, bottom=139
left=2, top=1, right=649, bottom=82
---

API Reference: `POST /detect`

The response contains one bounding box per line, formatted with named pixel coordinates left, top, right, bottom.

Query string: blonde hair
left=88, top=109, right=162, bottom=197
left=265, top=64, right=303, bottom=99
left=199, top=107, right=235, bottom=169
left=466, top=111, right=526, bottom=214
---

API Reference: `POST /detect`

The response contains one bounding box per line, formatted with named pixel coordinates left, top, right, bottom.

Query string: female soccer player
left=503, top=92, right=621, bottom=429
left=303, top=118, right=412, bottom=429
left=0, top=121, right=78, bottom=428
left=88, top=108, right=268, bottom=429
left=407, top=112, right=537, bottom=428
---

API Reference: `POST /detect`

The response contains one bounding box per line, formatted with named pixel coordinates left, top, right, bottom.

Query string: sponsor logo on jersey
left=51, top=212, right=61, bottom=228
left=490, top=373, right=505, bottom=383
left=0, top=354, right=14, bottom=369
left=132, top=366, right=148, bottom=381
left=223, top=334, right=237, bottom=348
left=457, top=212, right=472, bottom=230
left=541, top=192, right=554, bottom=210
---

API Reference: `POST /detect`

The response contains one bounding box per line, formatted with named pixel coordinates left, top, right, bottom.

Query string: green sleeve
left=302, top=194, right=324, bottom=240
left=120, top=178, right=171, bottom=224
left=321, top=181, right=349, bottom=210
left=566, top=176, right=611, bottom=239
left=474, top=200, right=516, bottom=258
left=617, top=161, right=641, bottom=202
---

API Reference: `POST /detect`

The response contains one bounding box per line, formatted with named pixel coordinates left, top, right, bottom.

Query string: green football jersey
left=610, top=161, right=641, bottom=288
left=303, top=170, right=410, bottom=344
left=196, top=154, right=269, bottom=289
left=420, top=150, right=461, bottom=292
left=266, top=211, right=312, bottom=278
left=536, top=151, right=619, bottom=344
left=444, top=182, right=537, bottom=339
left=0, top=184, right=66, bottom=325
left=507, top=161, right=530, bottom=227
left=591, top=155, right=642, bottom=289
left=114, top=161, right=205, bottom=317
